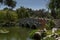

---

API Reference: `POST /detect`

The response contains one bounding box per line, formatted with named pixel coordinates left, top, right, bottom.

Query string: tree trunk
left=51, top=9, right=56, bottom=19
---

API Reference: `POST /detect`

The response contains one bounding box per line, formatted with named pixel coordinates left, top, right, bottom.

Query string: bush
left=29, top=30, right=38, bottom=39
left=46, top=19, right=55, bottom=30
left=41, top=30, right=47, bottom=38
left=0, top=10, right=18, bottom=27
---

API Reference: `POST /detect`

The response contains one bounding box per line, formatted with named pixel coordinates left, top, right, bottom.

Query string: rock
left=56, top=37, right=60, bottom=40
left=33, top=32, right=41, bottom=40
left=51, top=33, right=59, bottom=38
left=0, top=29, right=9, bottom=33
left=52, top=28, right=57, bottom=33
left=32, top=30, right=47, bottom=40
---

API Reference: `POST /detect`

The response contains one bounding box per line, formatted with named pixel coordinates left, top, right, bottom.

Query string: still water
left=0, top=27, right=32, bottom=40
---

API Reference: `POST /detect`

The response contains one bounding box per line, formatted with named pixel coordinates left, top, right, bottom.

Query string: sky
left=0, top=0, right=49, bottom=10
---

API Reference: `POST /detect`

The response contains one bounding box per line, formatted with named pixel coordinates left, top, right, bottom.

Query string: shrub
left=29, top=30, right=38, bottom=39
left=46, top=19, right=55, bottom=30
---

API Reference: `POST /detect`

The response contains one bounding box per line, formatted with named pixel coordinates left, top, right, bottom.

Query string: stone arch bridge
left=19, top=18, right=48, bottom=29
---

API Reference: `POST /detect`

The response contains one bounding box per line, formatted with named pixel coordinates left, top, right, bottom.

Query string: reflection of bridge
left=19, top=18, right=47, bottom=29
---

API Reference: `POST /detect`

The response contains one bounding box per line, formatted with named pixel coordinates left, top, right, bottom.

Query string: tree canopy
left=0, top=0, right=16, bottom=8
left=48, top=0, right=60, bottom=19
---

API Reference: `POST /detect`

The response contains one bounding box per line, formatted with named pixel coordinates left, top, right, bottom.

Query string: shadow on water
left=0, top=27, right=32, bottom=40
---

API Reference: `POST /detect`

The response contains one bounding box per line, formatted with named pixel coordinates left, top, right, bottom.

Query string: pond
left=0, top=27, right=32, bottom=40
left=0, top=27, right=57, bottom=40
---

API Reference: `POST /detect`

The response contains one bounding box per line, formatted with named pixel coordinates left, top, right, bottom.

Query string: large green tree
left=48, top=0, right=60, bottom=19
left=16, top=6, right=30, bottom=19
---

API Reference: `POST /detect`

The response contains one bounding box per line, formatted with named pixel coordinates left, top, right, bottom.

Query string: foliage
left=4, top=0, right=16, bottom=8
left=29, top=30, right=38, bottom=39
left=33, top=9, right=49, bottom=18
left=16, top=6, right=31, bottom=18
left=48, top=0, right=60, bottom=19
left=46, top=30, right=52, bottom=35
left=0, top=10, right=18, bottom=27
left=16, top=6, right=50, bottom=19
left=0, top=0, right=16, bottom=9
left=41, top=31, right=47, bottom=38
left=56, top=9, right=60, bottom=19
left=0, top=0, right=3, bottom=3
left=29, top=30, right=47, bottom=40
left=56, top=29, right=60, bottom=35
left=46, top=19, right=55, bottom=29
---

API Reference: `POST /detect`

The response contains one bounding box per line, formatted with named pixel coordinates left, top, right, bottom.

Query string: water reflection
left=27, top=37, right=32, bottom=40
left=0, top=27, right=32, bottom=40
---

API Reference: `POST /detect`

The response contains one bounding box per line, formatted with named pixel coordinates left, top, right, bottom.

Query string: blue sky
left=0, top=0, right=49, bottom=10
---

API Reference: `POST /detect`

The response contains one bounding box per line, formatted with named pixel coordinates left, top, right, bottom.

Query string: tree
left=26, top=8, right=34, bottom=17
left=48, top=0, right=60, bottom=19
left=33, top=9, right=48, bottom=18
left=0, top=0, right=3, bottom=4
left=4, top=0, right=16, bottom=9
left=0, top=0, right=16, bottom=9
left=48, top=0, right=56, bottom=19
left=16, top=6, right=30, bottom=19
left=46, top=19, right=55, bottom=29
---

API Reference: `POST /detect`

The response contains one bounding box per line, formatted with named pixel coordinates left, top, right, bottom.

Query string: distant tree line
left=16, top=6, right=51, bottom=19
